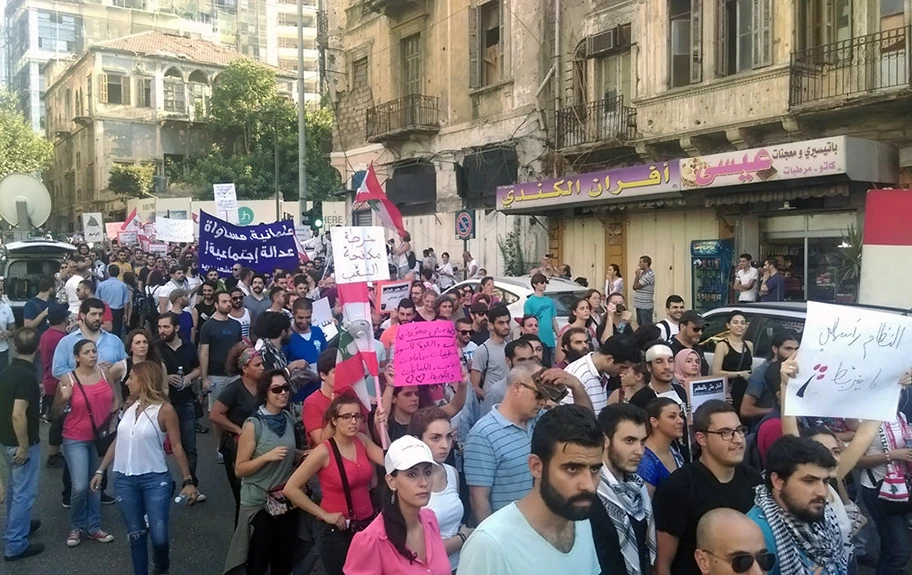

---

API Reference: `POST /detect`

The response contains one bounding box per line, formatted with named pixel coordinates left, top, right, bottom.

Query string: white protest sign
left=105, top=222, right=123, bottom=240
left=785, top=301, right=912, bottom=421
left=213, top=183, right=239, bottom=224
left=331, top=226, right=390, bottom=284
left=118, top=231, right=138, bottom=245
left=156, top=217, right=194, bottom=243
left=685, top=376, right=728, bottom=420
left=376, top=280, right=411, bottom=314
left=82, top=213, right=104, bottom=243
left=149, top=243, right=168, bottom=256
left=312, top=297, right=338, bottom=340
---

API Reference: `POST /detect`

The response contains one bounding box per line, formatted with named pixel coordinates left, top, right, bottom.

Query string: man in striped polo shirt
left=563, top=335, right=641, bottom=413
left=464, top=363, right=593, bottom=523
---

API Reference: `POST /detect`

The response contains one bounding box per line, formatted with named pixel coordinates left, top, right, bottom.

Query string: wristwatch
left=181, top=478, right=194, bottom=488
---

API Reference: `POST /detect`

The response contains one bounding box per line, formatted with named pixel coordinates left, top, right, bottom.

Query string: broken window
left=469, top=0, right=505, bottom=88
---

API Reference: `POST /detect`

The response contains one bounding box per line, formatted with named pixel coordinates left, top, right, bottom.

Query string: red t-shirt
left=39, top=326, right=67, bottom=395
left=317, top=438, right=376, bottom=520
left=757, top=417, right=783, bottom=467
left=303, top=390, right=333, bottom=448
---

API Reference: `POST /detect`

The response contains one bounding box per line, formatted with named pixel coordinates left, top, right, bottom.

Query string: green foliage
left=0, top=89, right=53, bottom=179
left=497, top=219, right=534, bottom=276
left=835, top=224, right=864, bottom=298
left=108, top=164, right=155, bottom=198
left=179, top=59, right=341, bottom=202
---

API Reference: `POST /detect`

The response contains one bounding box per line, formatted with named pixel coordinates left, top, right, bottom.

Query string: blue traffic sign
left=455, top=210, right=475, bottom=240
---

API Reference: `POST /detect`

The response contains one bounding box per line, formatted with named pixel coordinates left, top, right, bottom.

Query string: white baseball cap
left=384, top=435, right=436, bottom=475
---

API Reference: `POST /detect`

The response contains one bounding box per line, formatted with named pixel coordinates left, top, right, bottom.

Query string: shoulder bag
left=253, top=415, right=294, bottom=516
left=329, top=437, right=375, bottom=532
left=72, top=371, right=119, bottom=457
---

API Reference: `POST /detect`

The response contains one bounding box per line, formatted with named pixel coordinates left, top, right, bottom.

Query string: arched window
left=163, top=67, right=186, bottom=112
left=187, top=70, right=209, bottom=117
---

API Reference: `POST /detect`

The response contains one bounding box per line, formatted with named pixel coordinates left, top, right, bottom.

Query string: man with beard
left=740, top=330, right=799, bottom=426
left=199, top=291, right=243, bottom=461
left=242, top=274, right=271, bottom=324
left=158, top=265, right=189, bottom=314
left=464, top=364, right=593, bottom=523
left=157, top=312, right=204, bottom=500
left=746, top=436, right=844, bottom=575
left=470, top=306, right=511, bottom=400
left=629, top=343, right=688, bottom=409
left=669, top=311, right=709, bottom=376
left=379, top=298, right=416, bottom=353
left=655, top=295, right=686, bottom=342
left=460, top=403, right=602, bottom=573
left=266, top=287, right=290, bottom=317
left=555, top=327, right=592, bottom=369
left=479, top=339, right=538, bottom=416
left=283, top=297, right=328, bottom=370
left=227, top=287, right=251, bottom=339
left=564, top=335, right=640, bottom=413
left=455, top=317, right=478, bottom=368
left=192, top=281, right=217, bottom=345
left=468, top=301, right=490, bottom=345
left=251, top=311, right=308, bottom=373
left=695, top=508, right=775, bottom=575
left=590, top=403, right=656, bottom=575
left=653, top=401, right=762, bottom=575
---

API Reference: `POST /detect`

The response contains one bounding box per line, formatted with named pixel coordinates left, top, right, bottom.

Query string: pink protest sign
left=394, top=320, right=462, bottom=387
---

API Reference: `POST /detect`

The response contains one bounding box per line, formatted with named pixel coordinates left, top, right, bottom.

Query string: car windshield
left=548, top=291, right=587, bottom=315
left=6, top=259, right=61, bottom=302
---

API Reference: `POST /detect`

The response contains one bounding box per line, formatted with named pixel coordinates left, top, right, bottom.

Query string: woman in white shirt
left=0, top=286, right=15, bottom=367
left=409, top=407, right=472, bottom=572
left=604, top=263, right=624, bottom=297
left=436, top=252, right=456, bottom=290
left=91, top=361, right=198, bottom=575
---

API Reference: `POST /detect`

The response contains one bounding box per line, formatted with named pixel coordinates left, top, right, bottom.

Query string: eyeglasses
left=231, top=296, right=244, bottom=301
left=335, top=413, right=364, bottom=422
left=269, top=385, right=291, bottom=395
left=703, top=426, right=749, bottom=441
left=692, top=326, right=705, bottom=332
left=458, top=330, right=473, bottom=335
left=520, top=382, right=547, bottom=401
left=700, top=550, right=776, bottom=573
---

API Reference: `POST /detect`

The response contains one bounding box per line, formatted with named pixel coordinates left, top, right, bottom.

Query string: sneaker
left=86, top=530, right=114, bottom=543
left=4, top=542, right=45, bottom=561
left=100, top=493, right=116, bottom=505
left=28, top=520, right=41, bottom=535
left=61, top=495, right=71, bottom=509
left=45, top=454, right=63, bottom=468
left=66, top=530, right=81, bottom=548
left=195, top=424, right=209, bottom=434
left=195, top=492, right=207, bottom=503
left=216, top=451, right=224, bottom=465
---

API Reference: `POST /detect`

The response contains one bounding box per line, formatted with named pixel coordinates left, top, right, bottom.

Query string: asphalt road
left=2, top=420, right=324, bottom=575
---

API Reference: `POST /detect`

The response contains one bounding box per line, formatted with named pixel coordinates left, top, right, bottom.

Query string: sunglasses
left=701, top=550, right=776, bottom=573
left=231, top=296, right=244, bottom=301
left=458, top=330, right=473, bottom=335
left=269, top=385, right=291, bottom=394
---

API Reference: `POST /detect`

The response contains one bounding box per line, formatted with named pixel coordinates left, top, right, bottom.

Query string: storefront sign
left=681, top=137, right=856, bottom=190
left=496, top=161, right=682, bottom=211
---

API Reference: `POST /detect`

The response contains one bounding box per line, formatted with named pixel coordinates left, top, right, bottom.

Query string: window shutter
left=498, top=0, right=506, bottom=79
left=122, top=76, right=131, bottom=105
left=751, top=0, right=772, bottom=67
left=690, top=0, right=703, bottom=83
left=98, top=73, right=108, bottom=103
left=716, top=0, right=729, bottom=76
left=468, top=6, right=480, bottom=88
left=823, top=0, right=835, bottom=46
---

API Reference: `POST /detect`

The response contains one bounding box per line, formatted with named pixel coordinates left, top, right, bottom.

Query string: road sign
left=455, top=210, right=475, bottom=240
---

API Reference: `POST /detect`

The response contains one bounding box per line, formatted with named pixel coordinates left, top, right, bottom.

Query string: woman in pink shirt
left=50, top=339, right=120, bottom=549
left=343, top=435, right=451, bottom=575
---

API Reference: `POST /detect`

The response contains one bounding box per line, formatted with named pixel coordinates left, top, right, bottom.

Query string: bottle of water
left=177, top=366, right=184, bottom=390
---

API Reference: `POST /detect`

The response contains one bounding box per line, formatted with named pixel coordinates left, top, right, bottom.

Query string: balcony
left=790, top=26, right=912, bottom=108
left=556, top=96, right=636, bottom=150
left=366, top=94, right=439, bottom=143
left=363, top=0, right=420, bottom=18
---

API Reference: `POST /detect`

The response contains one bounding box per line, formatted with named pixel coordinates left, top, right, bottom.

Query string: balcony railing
left=790, top=25, right=912, bottom=107
left=556, top=96, right=636, bottom=150
left=366, top=94, right=439, bottom=142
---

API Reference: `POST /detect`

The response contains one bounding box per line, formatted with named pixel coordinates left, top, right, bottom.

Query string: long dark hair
left=381, top=476, right=417, bottom=564
left=125, top=329, right=163, bottom=366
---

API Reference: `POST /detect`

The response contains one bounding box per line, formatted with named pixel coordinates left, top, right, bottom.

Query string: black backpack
left=406, top=250, right=417, bottom=270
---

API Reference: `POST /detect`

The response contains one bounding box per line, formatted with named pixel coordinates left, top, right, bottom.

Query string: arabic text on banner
left=198, top=211, right=299, bottom=275
left=393, top=321, right=462, bottom=387
left=82, top=213, right=105, bottom=243
left=118, top=231, right=138, bottom=245
left=312, top=297, right=338, bottom=340
left=376, top=280, right=411, bottom=315
left=685, top=376, right=728, bottom=421
left=331, top=226, right=390, bottom=284
left=785, top=302, right=912, bottom=421
left=155, top=216, right=194, bottom=243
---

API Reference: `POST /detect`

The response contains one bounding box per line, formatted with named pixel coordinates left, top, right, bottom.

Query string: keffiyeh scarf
left=596, top=467, right=656, bottom=575
left=256, top=406, right=289, bottom=437
left=754, top=484, right=848, bottom=575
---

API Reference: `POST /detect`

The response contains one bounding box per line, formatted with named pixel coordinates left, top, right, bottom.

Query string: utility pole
left=297, top=0, right=308, bottom=223
left=274, top=108, right=281, bottom=220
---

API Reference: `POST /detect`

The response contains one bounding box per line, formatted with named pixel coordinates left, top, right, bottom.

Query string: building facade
left=42, top=31, right=295, bottom=229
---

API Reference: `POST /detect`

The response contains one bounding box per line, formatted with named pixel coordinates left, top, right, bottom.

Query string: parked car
left=700, top=302, right=910, bottom=369
left=1, top=239, right=76, bottom=325
left=442, top=276, right=588, bottom=331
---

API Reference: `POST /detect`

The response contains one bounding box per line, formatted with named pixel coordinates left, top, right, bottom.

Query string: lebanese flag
left=354, top=163, right=407, bottom=238
left=333, top=282, right=378, bottom=411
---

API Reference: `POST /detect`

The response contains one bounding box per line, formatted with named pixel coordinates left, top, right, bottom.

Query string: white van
left=2, top=240, right=76, bottom=325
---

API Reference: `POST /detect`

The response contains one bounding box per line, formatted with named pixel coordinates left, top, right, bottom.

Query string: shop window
left=797, top=0, right=852, bottom=52
left=752, top=316, right=805, bottom=359
left=98, top=73, right=130, bottom=105
left=717, top=0, right=772, bottom=76
left=669, top=0, right=702, bottom=87
left=469, top=0, right=505, bottom=88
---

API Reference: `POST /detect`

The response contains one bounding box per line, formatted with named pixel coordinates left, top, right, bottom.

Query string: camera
left=615, top=303, right=626, bottom=313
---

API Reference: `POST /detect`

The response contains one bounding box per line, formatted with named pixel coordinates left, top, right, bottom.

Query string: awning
left=702, top=183, right=851, bottom=207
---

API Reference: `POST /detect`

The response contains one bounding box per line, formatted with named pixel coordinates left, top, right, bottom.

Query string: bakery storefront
left=680, top=136, right=898, bottom=304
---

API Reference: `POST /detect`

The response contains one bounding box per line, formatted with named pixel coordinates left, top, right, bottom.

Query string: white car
left=442, top=275, right=588, bottom=332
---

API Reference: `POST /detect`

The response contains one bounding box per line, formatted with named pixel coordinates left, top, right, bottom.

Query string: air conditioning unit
left=587, top=29, right=616, bottom=57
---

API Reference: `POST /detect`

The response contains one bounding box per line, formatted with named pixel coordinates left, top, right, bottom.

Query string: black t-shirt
left=669, top=338, right=709, bottom=376
left=159, top=339, right=201, bottom=405
left=653, top=461, right=762, bottom=575
left=387, top=418, right=409, bottom=443
left=0, top=359, right=41, bottom=446
left=590, top=492, right=651, bottom=575
left=199, top=317, right=242, bottom=376
left=470, top=328, right=489, bottom=346
left=194, top=302, right=216, bottom=332
left=216, top=378, right=261, bottom=429
left=137, top=266, right=151, bottom=285
left=628, top=383, right=688, bottom=409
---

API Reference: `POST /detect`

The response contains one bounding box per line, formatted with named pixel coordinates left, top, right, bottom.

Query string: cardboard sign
left=331, top=226, right=390, bottom=284
left=393, top=321, right=462, bottom=387
left=685, top=376, right=728, bottom=420
left=785, top=301, right=912, bottom=421
left=82, top=213, right=104, bottom=243
left=117, top=231, right=138, bottom=245
left=376, top=280, right=411, bottom=315
left=312, top=297, right=338, bottom=340
left=213, top=183, right=239, bottom=224
left=156, top=216, right=194, bottom=243
left=106, top=222, right=124, bottom=240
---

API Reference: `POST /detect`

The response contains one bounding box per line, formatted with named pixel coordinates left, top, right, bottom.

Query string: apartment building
left=42, top=31, right=295, bottom=229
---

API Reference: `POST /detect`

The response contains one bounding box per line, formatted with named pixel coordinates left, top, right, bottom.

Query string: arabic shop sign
left=496, top=161, right=682, bottom=211
left=681, top=137, right=848, bottom=189
left=198, top=211, right=300, bottom=275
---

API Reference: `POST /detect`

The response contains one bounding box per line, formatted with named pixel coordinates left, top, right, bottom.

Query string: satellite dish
left=0, top=173, right=53, bottom=230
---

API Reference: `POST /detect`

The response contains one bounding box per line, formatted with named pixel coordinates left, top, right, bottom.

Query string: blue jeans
left=174, top=401, right=197, bottom=484
left=62, top=438, right=101, bottom=533
left=636, top=308, right=654, bottom=326
left=3, top=444, right=41, bottom=557
left=114, top=471, right=172, bottom=575
left=861, top=486, right=912, bottom=574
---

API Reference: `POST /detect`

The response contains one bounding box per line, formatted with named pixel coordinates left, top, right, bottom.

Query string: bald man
left=694, top=509, right=776, bottom=575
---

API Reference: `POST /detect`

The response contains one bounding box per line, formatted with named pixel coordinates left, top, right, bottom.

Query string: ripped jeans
left=114, top=471, right=172, bottom=575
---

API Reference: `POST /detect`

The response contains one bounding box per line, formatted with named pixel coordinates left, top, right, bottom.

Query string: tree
left=181, top=59, right=341, bottom=202
left=0, top=90, right=53, bottom=179
left=108, top=164, right=155, bottom=198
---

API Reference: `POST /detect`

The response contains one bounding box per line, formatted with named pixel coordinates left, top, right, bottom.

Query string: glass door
left=760, top=236, right=858, bottom=303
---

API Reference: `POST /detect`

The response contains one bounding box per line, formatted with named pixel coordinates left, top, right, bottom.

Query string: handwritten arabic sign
left=149, top=242, right=168, bottom=256
left=198, top=211, right=299, bottom=275
left=117, top=231, right=137, bottom=245
left=331, top=226, right=390, bottom=284
left=681, top=137, right=847, bottom=189
left=394, top=321, right=462, bottom=387
left=496, top=161, right=681, bottom=211
left=213, top=183, right=239, bottom=224
left=82, top=213, right=104, bottom=243
left=155, top=217, right=194, bottom=243
left=785, top=302, right=912, bottom=421
left=376, top=280, right=411, bottom=315
left=685, top=376, right=728, bottom=421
